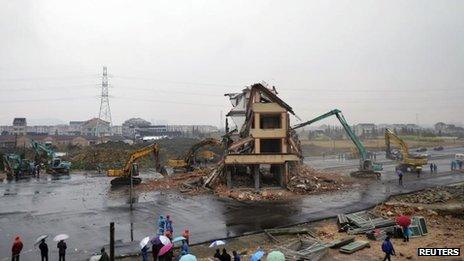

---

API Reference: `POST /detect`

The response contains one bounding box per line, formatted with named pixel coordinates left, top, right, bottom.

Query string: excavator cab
left=107, top=143, right=159, bottom=186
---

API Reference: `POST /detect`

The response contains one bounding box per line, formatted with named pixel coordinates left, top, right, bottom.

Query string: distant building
left=81, top=118, right=110, bottom=136
left=122, top=118, right=151, bottom=137
left=0, top=135, right=16, bottom=148
left=12, top=118, right=27, bottom=136
left=26, top=125, right=50, bottom=135
left=354, top=123, right=377, bottom=138
left=434, top=122, right=464, bottom=135
left=111, top=125, right=123, bottom=135
left=69, top=121, right=85, bottom=135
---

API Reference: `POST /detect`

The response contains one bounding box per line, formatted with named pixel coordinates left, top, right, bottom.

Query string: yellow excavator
left=107, top=143, right=160, bottom=186
left=167, top=138, right=222, bottom=172
left=385, top=128, right=428, bottom=173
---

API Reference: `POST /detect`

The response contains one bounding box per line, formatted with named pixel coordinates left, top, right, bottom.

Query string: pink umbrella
left=158, top=243, right=173, bottom=256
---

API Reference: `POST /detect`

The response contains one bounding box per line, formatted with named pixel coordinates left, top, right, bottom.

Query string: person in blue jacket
left=158, top=215, right=165, bottom=235
left=165, top=215, right=173, bottom=234
left=181, top=240, right=189, bottom=253
left=382, top=235, right=395, bottom=261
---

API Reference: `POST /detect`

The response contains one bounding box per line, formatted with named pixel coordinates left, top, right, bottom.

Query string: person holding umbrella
left=99, top=248, right=109, bottom=261
left=158, top=243, right=174, bottom=261
left=232, top=251, right=240, bottom=261
left=214, top=249, right=221, bottom=260
left=39, top=239, right=49, bottom=261
left=141, top=245, right=149, bottom=261
left=221, top=249, right=231, bottom=261
left=396, top=215, right=411, bottom=242
left=11, top=236, right=23, bottom=261
left=57, top=240, right=67, bottom=261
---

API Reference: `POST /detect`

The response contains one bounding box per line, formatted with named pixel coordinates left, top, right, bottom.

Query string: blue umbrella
left=250, top=251, right=265, bottom=261
left=179, top=254, right=197, bottom=261
left=172, top=236, right=187, bottom=243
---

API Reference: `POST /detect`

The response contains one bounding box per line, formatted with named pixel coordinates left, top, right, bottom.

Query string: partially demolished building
left=205, top=83, right=302, bottom=190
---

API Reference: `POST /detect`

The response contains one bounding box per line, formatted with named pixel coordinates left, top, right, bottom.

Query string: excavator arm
left=384, top=128, right=410, bottom=159
left=167, top=138, right=222, bottom=170
left=292, top=109, right=369, bottom=161
left=107, top=143, right=159, bottom=177
left=31, top=140, right=55, bottom=159
left=384, top=128, right=427, bottom=171
left=292, top=109, right=382, bottom=173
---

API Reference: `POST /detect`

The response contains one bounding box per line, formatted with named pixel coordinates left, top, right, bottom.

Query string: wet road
left=0, top=147, right=463, bottom=260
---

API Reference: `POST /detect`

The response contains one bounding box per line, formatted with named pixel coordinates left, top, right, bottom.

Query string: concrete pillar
left=278, top=164, right=285, bottom=188
left=253, top=164, right=260, bottom=191
left=282, top=162, right=288, bottom=188
left=254, top=113, right=260, bottom=129
left=226, top=167, right=232, bottom=189
left=254, top=138, right=260, bottom=153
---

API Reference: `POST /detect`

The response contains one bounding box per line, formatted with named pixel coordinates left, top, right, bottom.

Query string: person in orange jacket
left=11, top=236, right=23, bottom=261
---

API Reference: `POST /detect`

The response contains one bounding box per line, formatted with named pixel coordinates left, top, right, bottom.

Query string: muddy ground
left=120, top=183, right=464, bottom=261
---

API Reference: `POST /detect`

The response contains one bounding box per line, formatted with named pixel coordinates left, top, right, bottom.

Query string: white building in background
left=12, top=118, right=27, bottom=136
left=354, top=123, right=377, bottom=137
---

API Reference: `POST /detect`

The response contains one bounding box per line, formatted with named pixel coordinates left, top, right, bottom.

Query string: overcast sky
left=1, top=0, right=463, bottom=127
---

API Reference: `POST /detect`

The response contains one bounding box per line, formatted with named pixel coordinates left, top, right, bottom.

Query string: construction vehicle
left=107, top=143, right=160, bottom=186
left=292, top=109, right=382, bottom=177
left=384, top=128, right=428, bottom=173
left=31, top=140, right=71, bottom=175
left=2, top=153, right=32, bottom=179
left=167, top=138, right=222, bottom=172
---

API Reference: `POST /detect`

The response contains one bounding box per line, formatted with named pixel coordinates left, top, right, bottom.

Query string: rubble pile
left=287, top=163, right=352, bottom=194
left=139, top=169, right=211, bottom=195
left=214, top=185, right=293, bottom=201
left=395, top=184, right=464, bottom=204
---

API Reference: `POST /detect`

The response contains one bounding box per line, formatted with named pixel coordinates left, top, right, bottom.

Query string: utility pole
left=96, top=66, right=113, bottom=137
left=110, top=222, right=114, bottom=261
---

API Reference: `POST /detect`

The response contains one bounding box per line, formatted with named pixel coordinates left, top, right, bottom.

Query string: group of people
left=11, top=236, right=67, bottom=261
left=429, top=163, right=438, bottom=173
left=396, top=162, right=440, bottom=186
left=140, top=214, right=191, bottom=261
left=213, top=249, right=240, bottom=261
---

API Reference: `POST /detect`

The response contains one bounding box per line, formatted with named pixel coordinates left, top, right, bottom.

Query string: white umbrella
left=89, top=255, right=102, bottom=261
left=53, top=234, right=69, bottom=241
left=140, top=236, right=150, bottom=249
left=34, top=235, right=48, bottom=246
left=159, top=235, right=171, bottom=245
left=209, top=240, right=226, bottom=248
